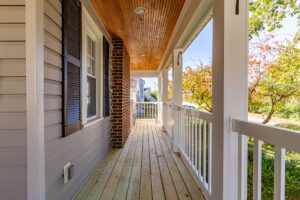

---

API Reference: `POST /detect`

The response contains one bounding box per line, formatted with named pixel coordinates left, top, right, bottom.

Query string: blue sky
left=142, top=12, right=299, bottom=91
left=183, top=20, right=213, bottom=70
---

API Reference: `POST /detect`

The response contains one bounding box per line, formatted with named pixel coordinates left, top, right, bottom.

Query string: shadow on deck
left=74, top=120, right=206, bottom=200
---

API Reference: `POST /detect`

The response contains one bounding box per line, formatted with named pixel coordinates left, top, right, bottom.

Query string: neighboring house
left=0, top=0, right=298, bottom=200
left=130, top=78, right=145, bottom=102
left=144, top=87, right=157, bottom=102
left=144, top=87, right=151, bottom=101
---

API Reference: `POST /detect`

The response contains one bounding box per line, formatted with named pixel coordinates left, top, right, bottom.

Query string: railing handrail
left=163, top=102, right=300, bottom=199
left=232, top=118, right=300, bottom=153
left=135, top=101, right=158, bottom=104
left=163, top=102, right=213, bottom=123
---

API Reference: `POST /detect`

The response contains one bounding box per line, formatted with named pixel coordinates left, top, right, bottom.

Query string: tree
left=250, top=33, right=300, bottom=124
left=182, top=66, right=212, bottom=112
left=248, top=35, right=278, bottom=113
left=150, top=91, right=158, bottom=101
left=249, top=0, right=300, bottom=39
left=168, top=80, right=172, bottom=102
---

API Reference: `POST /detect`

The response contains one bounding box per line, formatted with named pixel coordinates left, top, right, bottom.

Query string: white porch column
left=162, top=68, right=168, bottom=129
left=26, top=0, right=45, bottom=199
left=211, top=0, right=248, bottom=199
left=158, top=72, right=163, bottom=123
left=172, top=49, right=183, bottom=152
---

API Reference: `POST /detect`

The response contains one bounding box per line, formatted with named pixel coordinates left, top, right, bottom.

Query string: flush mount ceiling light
left=135, top=7, right=147, bottom=15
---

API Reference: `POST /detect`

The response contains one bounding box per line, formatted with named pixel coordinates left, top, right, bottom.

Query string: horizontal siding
left=0, top=42, right=25, bottom=59
left=0, top=59, right=26, bottom=77
left=45, top=119, right=110, bottom=200
left=0, top=3, right=27, bottom=199
left=0, top=6, right=25, bottom=23
left=0, top=95, right=26, bottom=112
left=0, top=24, right=25, bottom=41
left=0, top=77, right=26, bottom=94
left=45, top=47, right=62, bottom=68
left=0, top=130, right=26, bottom=147
left=43, top=1, right=111, bottom=200
left=0, top=0, right=24, bottom=5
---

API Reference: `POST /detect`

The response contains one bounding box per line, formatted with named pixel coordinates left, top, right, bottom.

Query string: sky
left=183, top=20, right=213, bottom=70
left=141, top=11, right=299, bottom=92
left=141, top=78, right=158, bottom=91
left=183, top=15, right=298, bottom=70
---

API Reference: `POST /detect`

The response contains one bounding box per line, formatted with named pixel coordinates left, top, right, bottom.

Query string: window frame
left=81, top=7, right=104, bottom=124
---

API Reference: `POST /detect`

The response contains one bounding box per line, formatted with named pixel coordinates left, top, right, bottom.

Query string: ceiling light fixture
left=135, top=7, right=147, bottom=15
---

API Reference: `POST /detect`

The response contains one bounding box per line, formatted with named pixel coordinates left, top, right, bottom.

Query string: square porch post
left=172, top=49, right=183, bottom=152
left=211, top=0, right=248, bottom=199
left=158, top=73, right=163, bottom=124
left=161, top=68, right=168, bottom=129
left=26, top=0, right=45, bottom=199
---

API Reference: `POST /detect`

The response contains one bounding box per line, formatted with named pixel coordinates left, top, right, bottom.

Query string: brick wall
left=111, top=39, right=131, bottom=148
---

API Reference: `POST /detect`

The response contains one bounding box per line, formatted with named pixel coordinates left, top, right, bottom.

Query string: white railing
left=134, top=102, right=158, bottom=120
left=163, top=103, right=213, bottom=199
left=163, top=102, right=300, bottom=200
left=232, top=119, right=300, bottom=200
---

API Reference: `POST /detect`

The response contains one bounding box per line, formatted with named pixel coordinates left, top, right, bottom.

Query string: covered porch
left=2, top=0, right=299, bottom=199
left=75, top=120, right=205, bottom=200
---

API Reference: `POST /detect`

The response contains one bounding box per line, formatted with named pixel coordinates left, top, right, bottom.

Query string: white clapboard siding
left=44, top=0, right=62, bottom=27
left=43, top=1, right=111, bottom=199
left=44, top=31, right=62, bottom=54
left=0, top=59, right=26, bottom=77
left=0, top=6, right=25, bottom=23
left=0, top=3, right=27, bottom=199
left=0, top=95, right=26, bottom=112
left=0, top=24, right=25, bottom=41
left=0, top=77, right=26, bottom=94
left=0, top=0, right=24, bottom=5
left=45, top=95, right=62, bottom=111
left=44, top=15, right=62, bottom=41
left=45, top=63, right=62, bottom=82
left=44, top=47, right=62, bottom=68
left=45, top=80, right=62, bottom=95
left=0, top=42, right=25, bottom=59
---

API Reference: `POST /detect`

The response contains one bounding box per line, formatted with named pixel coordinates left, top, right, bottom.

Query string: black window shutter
left=62, top=0, right=82, bottom=136
left=103, top=37, right=110, bottom=117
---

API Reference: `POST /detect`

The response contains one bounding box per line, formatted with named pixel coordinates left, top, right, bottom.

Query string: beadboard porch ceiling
left=90, top=0, right=186, bottom=70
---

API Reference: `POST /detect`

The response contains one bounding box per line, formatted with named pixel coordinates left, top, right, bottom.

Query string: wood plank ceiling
left=90, top=0, right=186, bottom=70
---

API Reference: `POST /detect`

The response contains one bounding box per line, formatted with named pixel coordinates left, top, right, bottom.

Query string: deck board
left=75, top=121, right=206, bottom=200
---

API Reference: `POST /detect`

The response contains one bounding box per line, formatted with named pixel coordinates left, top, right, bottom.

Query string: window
left=82, top=7, right=104, bottom=124
left=87, top=36, right=97, bottom=118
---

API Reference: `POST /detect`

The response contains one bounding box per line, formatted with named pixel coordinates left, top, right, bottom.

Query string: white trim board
left=26, top=0, right=45, bottom=199
left=80, top=0, right=112, bottom=43
left=82, top=6, right=104, bottom=125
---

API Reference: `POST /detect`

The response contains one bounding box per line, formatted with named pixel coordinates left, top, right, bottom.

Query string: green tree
left=150, top=91, right=158, bottom=101
left=249, top=0, right=300, bottom=39
left=182, top=66, right=212, bottom=112
left=251, top=34, right=300, bottom=123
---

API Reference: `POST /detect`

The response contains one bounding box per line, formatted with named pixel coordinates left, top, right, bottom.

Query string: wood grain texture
left=75, top=121, right=206, bottom=200
left=91, top=0, right=185, bottom=70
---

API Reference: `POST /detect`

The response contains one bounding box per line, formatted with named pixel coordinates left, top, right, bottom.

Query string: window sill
left=83, top=117, right=104, bottom=128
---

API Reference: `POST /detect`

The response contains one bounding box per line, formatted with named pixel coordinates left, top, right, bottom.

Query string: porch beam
left=211, top=0, right=248, bottom=199
left=26, top=0, right=45, bottom=199
left=130, top=70, right=159, bottom=78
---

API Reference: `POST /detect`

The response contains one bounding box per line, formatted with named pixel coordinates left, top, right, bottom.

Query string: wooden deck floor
left=74, top=120, right=205, bottom=200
